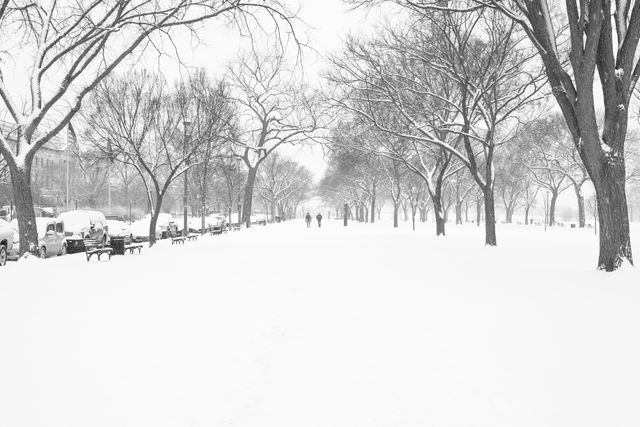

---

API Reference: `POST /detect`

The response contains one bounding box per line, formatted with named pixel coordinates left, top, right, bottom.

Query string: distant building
left=0, top=121, right=79, bottom=208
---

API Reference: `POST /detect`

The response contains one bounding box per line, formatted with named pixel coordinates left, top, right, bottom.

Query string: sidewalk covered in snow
left=1, top=220, right=639, bottom=427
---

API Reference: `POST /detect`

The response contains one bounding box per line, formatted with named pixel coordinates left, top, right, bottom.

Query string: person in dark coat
left=305, top=212, right=312, bottom=228
left=316, top=213, right=323, bottom=228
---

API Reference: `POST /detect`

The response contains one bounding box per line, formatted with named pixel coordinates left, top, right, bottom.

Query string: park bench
left=230, top=223, right=241, bottom=231
left=210, top=226, right=223, bottom=236
left=171, top=236, right=186, bottom=245
left=84, top=237, right=112, bottom=262
left=124, top=243, right=143, bottom=254
left=187, top=233, right=198, bottom=242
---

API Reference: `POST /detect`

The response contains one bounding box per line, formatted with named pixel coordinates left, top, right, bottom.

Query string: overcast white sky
left=149, top=0, right=395, bottom=182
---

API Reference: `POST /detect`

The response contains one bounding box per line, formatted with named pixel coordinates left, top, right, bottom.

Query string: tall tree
left=350, top=0, right=640, bottom=269
left=0, top=0, right=296, bottom=255
left=229, top=48, right=319, bottom=227
left=82, top=70, right=230, bottom=245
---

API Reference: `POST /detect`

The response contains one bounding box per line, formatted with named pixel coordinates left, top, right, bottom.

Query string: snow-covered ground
left=1, top=220, right=639, bottom=427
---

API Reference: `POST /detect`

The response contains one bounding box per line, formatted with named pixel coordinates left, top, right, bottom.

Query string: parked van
left=8, top=218, right=67, bottom=259
left=57, top=210, right=109, bottom=253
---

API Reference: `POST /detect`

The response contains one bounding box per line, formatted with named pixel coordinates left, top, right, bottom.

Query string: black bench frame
left=84, top=238, right=112, bottom=261
left=171, top=236, right=186, bottom=245
left=124, top=244, right=143, bottom=254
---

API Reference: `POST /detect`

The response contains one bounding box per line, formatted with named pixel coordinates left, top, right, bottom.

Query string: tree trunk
left=149, top=196, right=164, bottom=247
left=549, top=192, right=558, bottom=227
left=506, top=205, right=513, bottom=224
left=370, top=183, right=376, bottom=223
left=455, top=202, right=463, bottom=225
left=476, top=198, right=482, bottom=226
left=393, top=202, right=399, bottom=228
left=10, top=164, right=39, bottom=256
left=483, top=188, right=497, bottom=246
left=525, top=206, right=530, bottom=225
left=242, top=167, right=257, bottom=228
left=593, top=164, right=633, bottom=270
left=432, top=197, right=445, bottom=236
left=411, top=206, right=417, bottom=231
left=402, top=201, right=408, bottom=221
left=575, top=184, right=585, bottom=228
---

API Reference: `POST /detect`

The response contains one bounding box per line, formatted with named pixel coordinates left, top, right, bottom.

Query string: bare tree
left=257, top=153, right=312, bottom=221
left=82, top=70, right=228, bottom=245
left=353, top=0, right=640, bottom=269
left=327, top=8, right=543, bottom=245
left=0, top=0, right=297, bottom=255
left=229, top=47, right=319, bottom=227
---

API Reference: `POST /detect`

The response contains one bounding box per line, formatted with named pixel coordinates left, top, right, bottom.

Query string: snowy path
left=1, top=220, right=640, bottom=427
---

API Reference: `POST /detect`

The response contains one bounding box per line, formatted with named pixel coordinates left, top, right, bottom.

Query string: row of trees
left=77, top=63, right=315, bottom=245
left=0, top=0, right=313, bottom=254
left=318, top=114, right=640, bottom=235
left=320, top=112, right=640, bottom=232
left=324, top=0, right=640, bottom=271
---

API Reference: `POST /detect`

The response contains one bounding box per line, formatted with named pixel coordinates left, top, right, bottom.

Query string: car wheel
left=0, top=245, right=6, bottom=266
left=39, top=246, right=46, bottom=259
left=59, top=243, right=67, bottom=256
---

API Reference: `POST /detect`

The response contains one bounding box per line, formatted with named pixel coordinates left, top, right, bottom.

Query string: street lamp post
left=183, top=120, right=191, bottom=237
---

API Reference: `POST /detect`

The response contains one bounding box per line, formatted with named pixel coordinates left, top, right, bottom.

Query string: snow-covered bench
left=84, top=237, right=112, bottom=262
left=171, top=236, right=186, bottom=245
left=124, top=244, right=143, bottom=254
left=187, top=234, right=198, bottom=242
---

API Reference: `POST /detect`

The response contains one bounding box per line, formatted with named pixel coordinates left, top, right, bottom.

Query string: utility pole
left=182, top=120, right=191, bottom=237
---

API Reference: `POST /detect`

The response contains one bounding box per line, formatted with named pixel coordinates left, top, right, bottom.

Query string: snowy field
left=1, top=219, right=640, bottom=427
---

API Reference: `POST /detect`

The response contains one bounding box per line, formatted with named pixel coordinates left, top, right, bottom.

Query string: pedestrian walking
left=305, top=212, right=312, bottom=228
left=316, top=213, right=323, bottom=228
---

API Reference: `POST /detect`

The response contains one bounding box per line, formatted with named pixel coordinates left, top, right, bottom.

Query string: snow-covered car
left=206, top=213, right=226, bottom=227
left=107, top=219, right=133, bottom=244
left=154, top=213, right=178, bottom=238
left=8, top=218, right=67, bottom=259
left=185, top=216, right=210, bottom=233
left=0, top=218, right=13, bottom=266
left=130, top=218, right=161, bottom=243
left=57, top=210, right=109, bottom=253
left=251, top=213, right=268, bottom=226
left=131, top=213, right=176, bottom=241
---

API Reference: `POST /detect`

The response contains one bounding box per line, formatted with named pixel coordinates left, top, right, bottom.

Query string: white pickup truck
left=0, top=218, right=14, bottom=266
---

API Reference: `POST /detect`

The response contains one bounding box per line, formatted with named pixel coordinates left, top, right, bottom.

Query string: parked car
left=0, top=218, right=14, bottom=266
left=251, top=213, right=268, bottom=226
left=154, top=213, right=177, bottom=238
left=107, top=219, right=133, bottom=244
left=57, top=210, right=109, bottom=253
left=8, top=218, right=67, bottom=259
left=130, top=213, right=177, bottom=242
